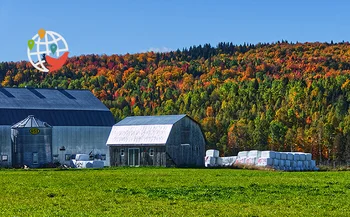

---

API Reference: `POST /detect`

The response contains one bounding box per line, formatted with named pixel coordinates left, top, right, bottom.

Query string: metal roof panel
left=106, top=124, right=173, bottom=145
left=0, top=88, right=115, bottom=126
left=115, top=114, right=186, bottom=126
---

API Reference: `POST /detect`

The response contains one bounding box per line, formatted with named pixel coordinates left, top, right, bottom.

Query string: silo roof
left=0, top=87, right=115, bottom=126
left=12, top=115, right=52, bottom=128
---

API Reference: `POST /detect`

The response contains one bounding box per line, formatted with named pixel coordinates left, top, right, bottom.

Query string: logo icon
left=29, top=128, right=40, bottom=135
left=27, top=29, right=69, bottom=73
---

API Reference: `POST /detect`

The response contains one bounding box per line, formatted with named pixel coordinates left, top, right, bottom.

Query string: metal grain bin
left=11, top=115, right=52, bottom=168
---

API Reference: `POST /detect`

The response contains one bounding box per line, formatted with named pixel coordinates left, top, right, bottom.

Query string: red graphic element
left=46, top=51, right=69, bottom=72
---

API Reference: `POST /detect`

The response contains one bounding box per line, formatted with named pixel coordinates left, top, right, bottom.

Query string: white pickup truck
left=70, top=154, right=104, bottom=168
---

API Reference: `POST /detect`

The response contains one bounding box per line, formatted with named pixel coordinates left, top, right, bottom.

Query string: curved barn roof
left=107, top=115, right=187, bottom=145
left=115, top=114, right=186, bottom=126
left=0, top=87, right=115, bottom=126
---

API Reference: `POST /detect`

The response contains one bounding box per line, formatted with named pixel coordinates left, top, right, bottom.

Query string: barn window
left=33, top=153, right=38, bottom=164
left=53, top=154, right=59, bottom=162
left=149, top=148, right=154, bottom=156
left=181, top=127, right=190, bottom=144
left=120, top=149, right=125, bottom=156
left=101, top=154, right=106, bottom=160
left=65, top=154, right=71, bottom=161
left=2, top=155, right=8, bottom=161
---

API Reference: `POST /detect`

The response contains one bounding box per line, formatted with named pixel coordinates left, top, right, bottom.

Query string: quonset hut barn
left=0, top=87, right=115, bottom=168
left=106, top=114, right=205, bottom=167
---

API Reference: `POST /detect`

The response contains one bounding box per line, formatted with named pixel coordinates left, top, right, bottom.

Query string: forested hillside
left=2, top=41, right=350, bottom=163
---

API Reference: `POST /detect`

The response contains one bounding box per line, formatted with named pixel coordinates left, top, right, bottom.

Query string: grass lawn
left=0, top=168, right=349, bottom=216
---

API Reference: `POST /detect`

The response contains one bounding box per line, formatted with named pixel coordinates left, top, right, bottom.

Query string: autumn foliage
left=2, top=41, right=350, bottom=164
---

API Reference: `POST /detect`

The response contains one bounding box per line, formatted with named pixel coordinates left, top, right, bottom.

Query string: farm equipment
left=70, top=154, right=104, bottom=168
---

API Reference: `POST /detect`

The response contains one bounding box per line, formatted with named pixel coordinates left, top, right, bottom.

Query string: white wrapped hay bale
left=310, top=160, right=316, bottom=169
left=274, top=152, right=281, bottom=159
left=293, top=153, right=300, bottom=161
left=205, top=156, right=216, bottom=167
left=280, top=153, right=287, bottom=160
left=303, top=161, right=309, bottom=170
left=286, top=153, right=294, bottom=161
left=279, top=166, right=285, bottom=171
left=216, top=157, right=223, bottom=166
left=206, top=149, right=219, bottom=158
left=305, top=153, right=312, bottom=161
left=245, top=157, right=257, bottom=165
left=256, top=158, right=273, bottom=166
left=285, top=160, right=291, bottom=167
left=279, top=160, right=285, bottom=167
left=297, top=153, right=306, bottom=161
left=220, top=156, right=237, bottom=166
left=273, top=159, right=279, bottom=166
left=238, top=151, right=249, bottom=158
left=291, top=161, right=298, bottom=168
left=261, top=151, right=276, bottom=159
left=235, top=156, right=247, bottom=165
left=297, top=161, right=303, bottom=168
left=248, top=150, right=261, bottom=158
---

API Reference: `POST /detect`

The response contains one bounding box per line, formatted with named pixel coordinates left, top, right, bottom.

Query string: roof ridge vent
left=58, top=89, right=76, bottom=99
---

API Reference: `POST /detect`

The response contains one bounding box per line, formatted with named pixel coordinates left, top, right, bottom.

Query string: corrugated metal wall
left=52, top=126, right=112, bottom=166
left=11, top=127, right=52, bottom=168
left=0, top=126, right=112, bottom=167
left=0, top=126, right=11, bottom=167
left=110, top=146, right=166, bottom=166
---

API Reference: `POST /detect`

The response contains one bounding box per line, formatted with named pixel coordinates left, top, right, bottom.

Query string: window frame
left=101, top=154, right=106, bottom=160
left=65, top=154, right=72, bottom=161
left=2, top=155, right=8, bottom=161
left=32, top=152, right=39, bottom=165
left=149, top=148, right=154, bottom=157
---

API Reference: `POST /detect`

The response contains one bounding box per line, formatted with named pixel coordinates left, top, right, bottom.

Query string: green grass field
left=0, top=168, right=349, bottom=216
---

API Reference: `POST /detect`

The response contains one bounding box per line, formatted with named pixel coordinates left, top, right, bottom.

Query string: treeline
left=1, top=41, right=350, bottom=164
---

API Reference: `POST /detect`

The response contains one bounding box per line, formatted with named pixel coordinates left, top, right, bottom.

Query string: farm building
left=0, top=87, right=115, bottom=168
left=106, top=114, right=206, bottom=167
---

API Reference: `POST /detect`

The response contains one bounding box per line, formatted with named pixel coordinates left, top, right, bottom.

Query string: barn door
left=180, top=144, right=191, bottom=165
left=128, top=148, right=140, bottom=167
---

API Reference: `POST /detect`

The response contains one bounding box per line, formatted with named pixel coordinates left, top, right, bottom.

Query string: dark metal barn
left=0, top=87, right=115, bottom=167
left=106, top=115, right=205, bottom=167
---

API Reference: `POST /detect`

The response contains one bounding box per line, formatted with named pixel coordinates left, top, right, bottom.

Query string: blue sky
left=0, top=0, right=349, bottom=61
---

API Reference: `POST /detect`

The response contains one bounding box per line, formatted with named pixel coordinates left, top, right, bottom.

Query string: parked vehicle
left=70, top=154, right=104, bottom=168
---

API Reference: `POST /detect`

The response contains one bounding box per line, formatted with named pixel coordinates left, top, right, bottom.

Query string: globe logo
left=27, top=29, right=69, bottom=72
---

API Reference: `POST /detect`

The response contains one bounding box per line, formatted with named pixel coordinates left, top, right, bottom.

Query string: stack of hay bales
left=205, top=149, right=237, bottom=167
left=217, top=156, right=237, bottom=167
left=205, top=149, right=318, bottom=171
left=205, top=150, right=219, bottom=167
left=236, top=150, right=318, bottom=171
left=245, top=150, right=261, bottom=165
left=235, top=151, right=248, bottom=164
